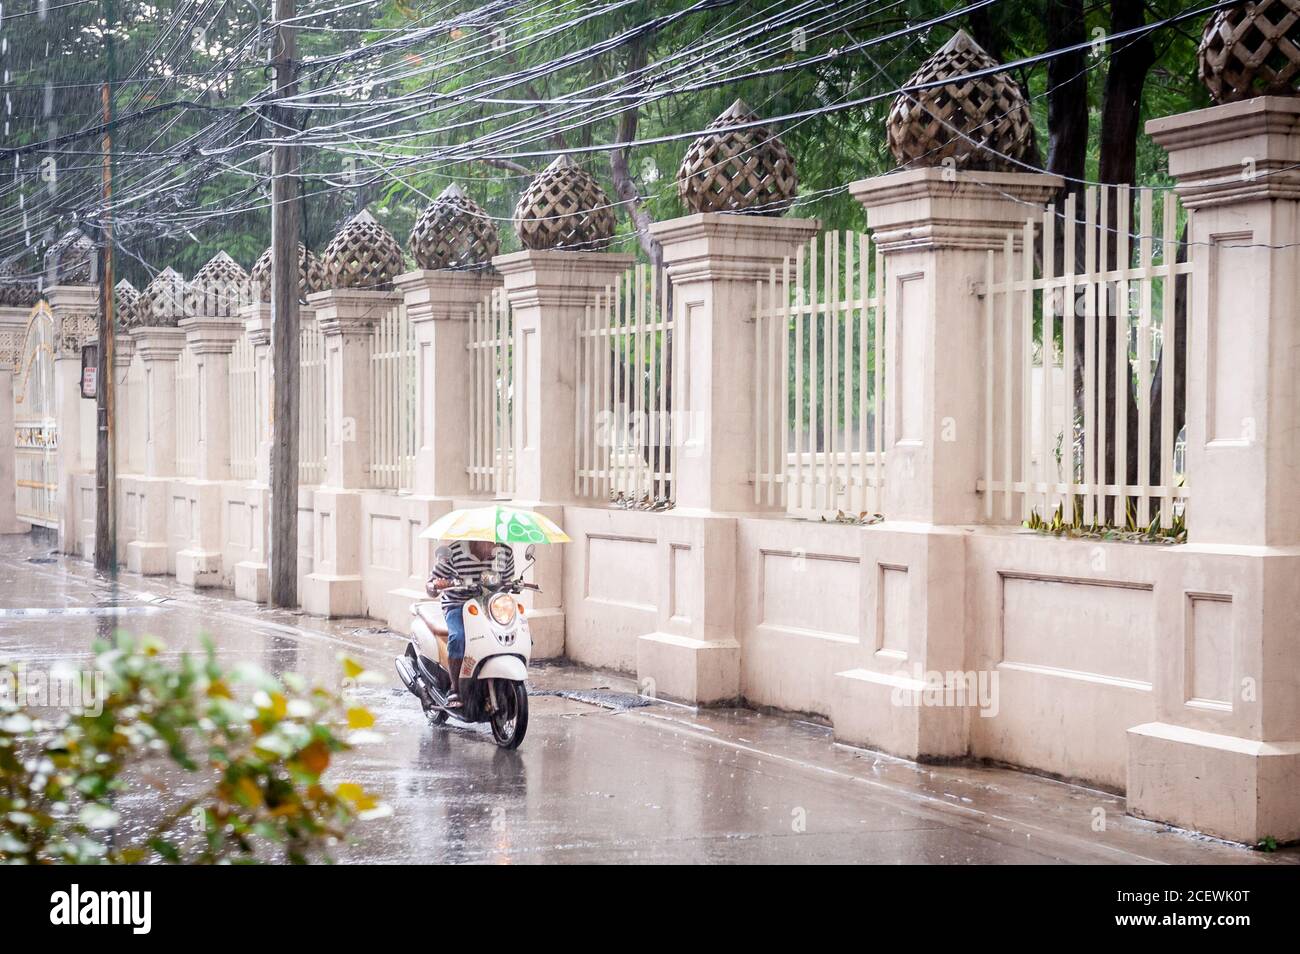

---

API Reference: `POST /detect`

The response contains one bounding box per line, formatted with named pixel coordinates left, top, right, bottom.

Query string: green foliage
left=3, top=1, right=1213, bottom=280
left=821, top=510, right=884, bottom=526
left=1023, top=497, right=1187, bottom=545
left=0, top=633, right=384, bottom=865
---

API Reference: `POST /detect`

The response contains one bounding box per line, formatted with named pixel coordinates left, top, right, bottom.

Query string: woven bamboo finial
left=677, top=99, right=798, bottom=215
left=136, top=267, right=187, bottom=328
left=886, top=30, right=1035, bottom=172
left=0, top=257, right=38, bottom=307
left=513, top=156, right=617, bottom=252
left=1199, top=0, right=1300, bottom=103
left=43, top=229, right=96, bottom=285
left=322, top=209, right=405, bottom=290
left=114, top=280, right=141, bottom=330
left=250, top=243, right=326, bottom=302
left=409, top=184, right=500, bottom=269
left=185, top=250, right=252, bottom=318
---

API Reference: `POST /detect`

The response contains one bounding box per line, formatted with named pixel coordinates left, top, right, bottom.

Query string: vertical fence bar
left=1083, top=187, right=1097, bottom=524
left=1160, top=190, right=1177, bottom=528
left=1020, top=220, right=1034, bottom=519
left=872, top=244, right=884, bottom=515
left=984, top=249, right=995, bottom=520
left=648, top=267, right=660, bottom=498
left=1001, top=232, right=1014, bottom=519
left=1041, top=207, right=1056, bottom=513
left=841, top=232, right=853, bottom=512
left=1062, top=192, right=1077, bottom=513
left=768, top=265, right=781, bottom=507
left=1136, top=187, right=1154, bottom=527
left=1097, top=185, right=1110, bottom=521
left=633, top=264, right=645, bottom=498
left=856, top=235, right=868, bottom=510
left=780, top=255, right=791, bottom=510
left=602, top=287, right=614, bottom=499
left=790, top=240, right=800, bottom=509
left=1115, top=184, right=1131, bottom=522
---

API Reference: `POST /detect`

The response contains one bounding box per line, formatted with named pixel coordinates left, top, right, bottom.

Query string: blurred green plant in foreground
left=0, top=634, right=387, bottom=864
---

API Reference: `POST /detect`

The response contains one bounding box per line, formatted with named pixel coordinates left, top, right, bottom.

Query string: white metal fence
left=229, top=332, right=257, bottom=481
left=468, top=287, right=513, bottom=496
left=299, top=315, right=327, bottom=485
left=174, top=347, right=199, bottom=478
left=370, top=301, right=416, bottom=491
left=576, top=263, right=675, bottom=503
left=978, top=185, right=1193, bottom=528
left=753, top=231, right=886, bottom=517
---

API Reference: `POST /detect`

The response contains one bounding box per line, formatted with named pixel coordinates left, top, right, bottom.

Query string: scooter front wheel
left=489, top=680, right=529, bottom=749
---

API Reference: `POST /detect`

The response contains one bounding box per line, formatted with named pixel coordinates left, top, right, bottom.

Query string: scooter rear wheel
left=489, top=681, right=528, bottom=749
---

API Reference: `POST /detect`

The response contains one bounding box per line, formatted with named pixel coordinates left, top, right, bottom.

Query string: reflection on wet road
left=1, top=532, right=1294, bottom=865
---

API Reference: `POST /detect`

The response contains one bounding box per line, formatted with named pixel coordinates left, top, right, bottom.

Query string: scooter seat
left=414, top=601, right=449, bottom=638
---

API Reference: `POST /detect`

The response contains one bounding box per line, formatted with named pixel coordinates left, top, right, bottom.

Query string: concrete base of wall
left=175, top=481, right=224, bottom=587
left=176, top=547, right=223, bottom=587
left=126, top=539, right=169, bottom=576
left=1127, top=722, right=1300, bottom=845
left=830, top=667, right=967, bottom=761
left=234, top=559, right=268, bottom=603
left=528, top=606, right=565, bottom=660
left=302, top=571, right=364, bottom=618
left=637, top=631, right=740, bottom=705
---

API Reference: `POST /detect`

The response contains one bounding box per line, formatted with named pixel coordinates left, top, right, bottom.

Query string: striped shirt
left=433, top=542, right=516, bottom=608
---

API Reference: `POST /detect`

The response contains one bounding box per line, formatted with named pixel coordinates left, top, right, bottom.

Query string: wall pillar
left=124, top=325, right=186, bottom=575
left=300, top=288, right=399, bottom=617
left=1126, top=97, right=1300, bottom=844
left=493, top=250, right=634, bottom=657
left=634, top=214, right=818, bottom=704
left=650, top=213, right=821, bottom=514
left=45, top=285, right=97, bottom=553
left=381, top=269, right=501, bottom=631
left=493, top=250, right=634, bottom=503
left=816, top=170, right=1059, bottom=760
left=174, top=315, right=242, bottom=587
left=110, top=332, right=135, bottom=556
left=233, top=303, right=273, bottom=602
left=851, top=169, right=1061, bottom=525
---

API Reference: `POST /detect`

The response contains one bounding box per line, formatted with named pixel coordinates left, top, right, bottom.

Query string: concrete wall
left=554, top=503, right=1276, bottom=799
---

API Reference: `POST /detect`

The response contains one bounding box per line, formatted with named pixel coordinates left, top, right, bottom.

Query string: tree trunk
left=1050, top=0, right=1094, bottom=512
left=1095, top=0, right=1156, bottom=521
left=968, top=5, right=1043, bottom=169
left=1046, top=0, right=1089, bottom=200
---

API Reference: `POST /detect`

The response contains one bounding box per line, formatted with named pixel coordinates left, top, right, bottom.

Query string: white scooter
left=394, top=544, right=536, bottom=749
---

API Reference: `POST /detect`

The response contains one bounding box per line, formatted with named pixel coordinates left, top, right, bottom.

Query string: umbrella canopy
left=418, top=505, right=571, bottom=544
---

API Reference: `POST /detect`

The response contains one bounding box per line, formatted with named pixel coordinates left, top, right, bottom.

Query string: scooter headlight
left=488, top=592, right=517, bottom=626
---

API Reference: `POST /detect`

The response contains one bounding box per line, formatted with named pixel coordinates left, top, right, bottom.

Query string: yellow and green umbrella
left=418, top=505, right=570, bottom=545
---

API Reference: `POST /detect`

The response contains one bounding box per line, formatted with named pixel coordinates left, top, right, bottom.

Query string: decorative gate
left=13, top=301, right=58, bottom=527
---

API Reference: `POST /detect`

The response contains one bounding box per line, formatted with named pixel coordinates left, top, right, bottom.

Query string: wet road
left=1, top=532, right=1295, bottom=865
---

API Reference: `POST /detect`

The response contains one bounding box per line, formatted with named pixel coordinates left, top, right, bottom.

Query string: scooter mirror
left=525, top=544, right=536, bottom=562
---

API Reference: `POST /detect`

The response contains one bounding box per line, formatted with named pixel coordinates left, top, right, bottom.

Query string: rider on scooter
left=428, top=539, right=516, bottom=708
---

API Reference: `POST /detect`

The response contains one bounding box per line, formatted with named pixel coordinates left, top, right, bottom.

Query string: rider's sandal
left=445, top=691, right=462, bottom=709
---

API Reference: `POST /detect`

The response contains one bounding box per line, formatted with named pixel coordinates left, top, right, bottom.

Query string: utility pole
left=94, top=0, right=117, bottom=576
left=268, top=0, right=300, bottom=606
